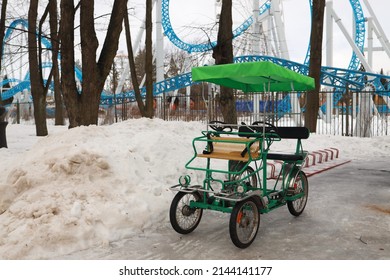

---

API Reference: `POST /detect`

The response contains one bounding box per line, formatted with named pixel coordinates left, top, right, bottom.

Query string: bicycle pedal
left=269, top=192, right=282, bottom=200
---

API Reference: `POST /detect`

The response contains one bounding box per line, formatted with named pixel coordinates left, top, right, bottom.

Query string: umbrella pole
left=202, top=82, right=210, bottom=131
left=261, top=80, right=272, bottom=152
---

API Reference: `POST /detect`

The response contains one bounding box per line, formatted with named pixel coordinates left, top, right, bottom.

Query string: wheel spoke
left=170, top=192, right=203, bottom=234
left=287, top=171, right=308, bottom=216
left=230, top=198, right=260, bottom=248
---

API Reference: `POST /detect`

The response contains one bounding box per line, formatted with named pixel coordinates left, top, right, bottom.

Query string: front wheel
left=287, top=171, right=308, bottom=216
left=170, top=191, right=203, bottom=234
left=229, top=196, right=260, bottom=248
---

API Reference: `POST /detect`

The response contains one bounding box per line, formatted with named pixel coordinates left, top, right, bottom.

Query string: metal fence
left=3, top=90, right=390, bottom=137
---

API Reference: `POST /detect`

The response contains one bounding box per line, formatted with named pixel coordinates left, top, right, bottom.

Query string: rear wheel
left=229, top=196, right=260, bottom=248
left=231, top=164, right=258, bottom=188
left=170, top=191, right=203, bottom=234
left=287, top=171, right=308, bottom=216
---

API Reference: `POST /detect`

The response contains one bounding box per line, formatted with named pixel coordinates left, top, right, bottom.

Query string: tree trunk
left=124, top=1, right=154, bottom=118
left=305, top=0, right=325, bottom=132
left=49, top=0, right=64, bottom=125
left=124, top=10, right=146, bottom=116
left=60, top=0, right=127, bottom=127
left=60, top=0, right=80, bottom=128
left=212, top=0, right=237, bottom=124
left=28, top=0, right=48, bottom=136
left=80, top=0, right=101, bottom=125
left=144, top=0, right=154, bottom=118
left=0, top=0, right=8, bottom=105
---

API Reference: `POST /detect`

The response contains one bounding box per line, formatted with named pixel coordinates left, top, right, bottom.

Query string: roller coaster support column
left=367, top=17, right=374, bottom=68
left=115, top=22, right=145, bottom=96
left=354, top=89, right=373, bottom=137
left=271, top=0, right=289, bottom=60
left=271, top=0, right=301, bottom=125
left=362, top=0, right=390, bottom=59
left=326, top=1, right=334, bottom=68
left=115, top=1, right=156, bottom=98
left=329, top=6, right=372, bottom=73
left=252, top=0, right=261, bottom=119
left=325, top=1, right=334, bottom=124
left=252, top=0, right=261, bottom=55
left=325, top=89, right=334, bottom=124
left=155, top=0, right=164, bottom=118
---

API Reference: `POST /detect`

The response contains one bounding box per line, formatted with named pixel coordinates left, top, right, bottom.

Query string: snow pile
left=0, top=118, right=389, bottom=259
left=0, top=119, right=204, bottom=259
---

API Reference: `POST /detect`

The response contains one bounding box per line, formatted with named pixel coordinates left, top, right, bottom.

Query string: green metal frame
left=170, top=128, right=308, bottom=215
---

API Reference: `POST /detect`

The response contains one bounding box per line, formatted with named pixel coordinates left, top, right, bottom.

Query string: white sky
left=3, top=0, right=390, bottom=79
left=122, top=0, right=390, bottom=74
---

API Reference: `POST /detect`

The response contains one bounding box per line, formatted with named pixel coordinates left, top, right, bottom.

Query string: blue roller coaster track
left=162, top=0, right=366, bottom=73
left=1, top=19, right=83, bottom=101
left=102, top=54, right=388, bottom=105
left=161, top=0, right=272, bottom=53
left=97, top=0, right=389, bottom=105
left=1, top=0, right=390, bottom=108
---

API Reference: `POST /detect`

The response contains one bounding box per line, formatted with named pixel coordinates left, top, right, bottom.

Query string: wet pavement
left=58, top=156, right=390, bottom=260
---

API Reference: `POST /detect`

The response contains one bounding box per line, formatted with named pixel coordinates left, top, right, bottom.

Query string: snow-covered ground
left=0, top=118, right=389, bottom=259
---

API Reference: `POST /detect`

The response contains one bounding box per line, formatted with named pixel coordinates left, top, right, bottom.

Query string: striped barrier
left=266, top=147, right=351, bottom=179
left=303, top=147, right=351, bottom=177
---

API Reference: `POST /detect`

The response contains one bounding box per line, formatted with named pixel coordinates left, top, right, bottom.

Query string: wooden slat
left=197, top=151, right=259, bottom=161
left=198, top=136, right=260, bottom=161
left=210, top=136, right=254, bottom=143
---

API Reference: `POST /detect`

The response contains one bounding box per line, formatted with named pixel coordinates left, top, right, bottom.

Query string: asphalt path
left=58, top=157, right=390, bottom=260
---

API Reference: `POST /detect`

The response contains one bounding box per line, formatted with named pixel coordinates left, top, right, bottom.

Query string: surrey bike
left=168, top=61, right=314, bottom=248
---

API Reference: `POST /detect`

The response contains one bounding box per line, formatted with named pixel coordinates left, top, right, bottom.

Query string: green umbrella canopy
left=191, top=61, right=315, bottom=93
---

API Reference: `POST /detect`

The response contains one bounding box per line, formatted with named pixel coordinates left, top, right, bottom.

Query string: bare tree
left=124, top=9, right=144, bottom=116
left=212, top=0, right=237, bottom=124
left=28, top=0, right=52, bottom=136
left=48, top=0, right=64, bottom=125
left=0, top=0, right=8, bottom=148
left=305, top=0, right=325, bottom=132
left=0, top=0, right=7, bottom=106
left=130, top=48, right=156, bottom=86
left=59, top=0, right=79, bottom=127
left=60, top=0, right=127, bottom=128
left=124, top=1, right=154, bottom=118
left=144, top=0, right=154, bottom=118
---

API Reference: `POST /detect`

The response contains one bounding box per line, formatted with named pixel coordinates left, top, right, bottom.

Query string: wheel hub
left=182, top=205, right=195, bottom=216
left=239, top=215, right=251, bottom=228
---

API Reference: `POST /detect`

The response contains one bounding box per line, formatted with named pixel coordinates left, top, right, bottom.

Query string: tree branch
left=124, top=4, right=145, bottom=114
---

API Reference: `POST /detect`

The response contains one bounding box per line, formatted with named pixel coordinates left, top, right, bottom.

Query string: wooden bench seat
left=197, top=136, right=260, bottom=161
left=195, top=126, right=309, bottom=163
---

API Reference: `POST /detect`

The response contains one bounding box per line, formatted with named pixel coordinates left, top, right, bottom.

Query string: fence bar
left=2, top=90, right=389, bottom=137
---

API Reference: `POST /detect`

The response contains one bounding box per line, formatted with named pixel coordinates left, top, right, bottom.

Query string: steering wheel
left=251, top=121, right=277, bottom=133
left=209, top=120, right=233, bottom=132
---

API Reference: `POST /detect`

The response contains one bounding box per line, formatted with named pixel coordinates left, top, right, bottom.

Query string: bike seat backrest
left=275, top=127, right=310, bottom=139
left=238, top=126, right=309, bottom=139
left=238, top=125, right=275, bottom=138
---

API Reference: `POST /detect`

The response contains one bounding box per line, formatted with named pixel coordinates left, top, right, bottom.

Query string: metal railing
left=3, top=90, right=389, bottom=137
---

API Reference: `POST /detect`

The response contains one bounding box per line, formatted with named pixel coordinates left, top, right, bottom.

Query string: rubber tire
left=229, top=196, right=260, bottom=249
left=287, top=171, right=309, bottom=216
left=169, top=191, right=203, bottom=234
